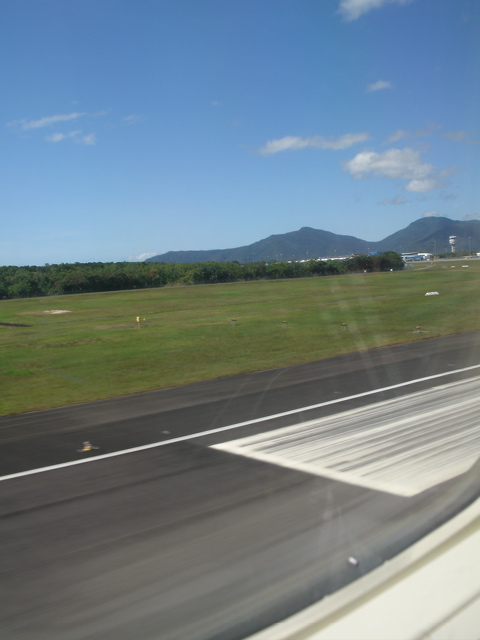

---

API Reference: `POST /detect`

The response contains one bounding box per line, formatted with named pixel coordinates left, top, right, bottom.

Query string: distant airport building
left=401, top=252, right=433, bottom=261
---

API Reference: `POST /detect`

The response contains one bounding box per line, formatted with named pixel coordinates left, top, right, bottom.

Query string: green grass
left=1, top=260, right=479, bottom=415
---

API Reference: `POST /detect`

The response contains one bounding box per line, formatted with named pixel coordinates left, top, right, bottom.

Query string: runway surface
left=215, top=376, right=480, bottom=496
left=1, top=332, right=480, bottom=639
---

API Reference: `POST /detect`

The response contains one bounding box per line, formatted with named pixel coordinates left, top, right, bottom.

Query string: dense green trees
left=344, top=251, right=405, bottom=273
left=0, top=252, right=403, bottom=299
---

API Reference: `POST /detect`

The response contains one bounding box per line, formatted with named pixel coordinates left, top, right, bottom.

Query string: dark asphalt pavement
left=1, top=332, right=480, bottom=639
left=2, top=331, right=480, bottom=475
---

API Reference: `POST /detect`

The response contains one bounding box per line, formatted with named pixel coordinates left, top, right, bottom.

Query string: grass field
left=1, top=260, right=479, bottom=416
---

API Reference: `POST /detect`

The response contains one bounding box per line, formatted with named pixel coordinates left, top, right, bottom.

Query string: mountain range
left=145, top=217, right=480, bottom=264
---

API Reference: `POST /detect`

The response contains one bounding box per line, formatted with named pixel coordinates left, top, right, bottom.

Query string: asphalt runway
left=1, top=332, right=480, bottom=639
left=215, top=376, right=480, bottom=496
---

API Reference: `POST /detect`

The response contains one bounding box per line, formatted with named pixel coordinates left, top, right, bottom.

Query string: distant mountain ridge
left=145, top=217, right=480, bottom=263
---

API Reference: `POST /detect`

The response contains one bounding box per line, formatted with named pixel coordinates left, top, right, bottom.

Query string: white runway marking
left=214, top=376, right=480, bottom=496
left=1, top=363, right=480, bottom=483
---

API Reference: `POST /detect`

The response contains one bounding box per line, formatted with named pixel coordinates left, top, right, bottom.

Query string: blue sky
left=1, top=0, right=479, bottom=265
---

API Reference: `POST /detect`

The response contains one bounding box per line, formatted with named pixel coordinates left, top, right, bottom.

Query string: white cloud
left=443, top=130, right=468, bottom=142
left=343, top=147, right=444, bottom=192
left=10, top=112, right=86, bottom=130
left=437, top=167, right=457, bottom=180
left=46, top=133, right=66, bottom=143
left=406, top=178, right=439, bottom=193
left=344, top=147, right=431, bottom=179
left=386, top=129, right=409, bottom=143
left=441, top=193, right=457, bottom=201
left=385, top=124, right=439, bottom=144
left=367, top=80, right=392, bottom=92
left=122, top=114, right=142, bottom=124
left=79, top=133, right=96, bottom=146
left=44, top=130, right=95, bottom=145
left=339, top=0, right=413, bottom=21
left=443, top=130, right=480, bottom=144
left=423, top=210, right=438, bottom=217
left=378, top=195, right=409, bottom=205
left=8, top=110, right=105, bottom=148
left=416, top=123, right=441, bottom=137
left=258, top=132, right=369, bottom=155
left=128, top=252, right=157, bottom=261
left=462, top=214, right=480, bottom=220
left=45, top=130, right=81, bottom=143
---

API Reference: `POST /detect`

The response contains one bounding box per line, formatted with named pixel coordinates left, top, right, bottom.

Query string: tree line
left=0, top=252, right=404, bottom=299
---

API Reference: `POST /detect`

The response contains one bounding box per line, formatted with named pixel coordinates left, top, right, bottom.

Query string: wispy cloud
left=385, top=124, right=439, bottom=143
left=80, top=133, right=96, bottom=146
left=258, top=132, right=370, bottom=155
left=462, top=214, right=480, bottom=220
left=8, top=110, right=102, bottom=146
left=366, top=80, right=392, bottom=92
left=45, top=130, right=81, bottom=143
left=386, top=129, right=409, bottom=143
left=442, top=130, right=480, bottom=144
left=339, top=0, right=413, bottom=21
left=128, top=252, right=157, bottom=261
left=9, top=112, right=86, bottom=130
left=423, top=210, right=438, bottom=217
left=122, top=114, right=142, bottom=124
left=378, top=195, right=409, bottom=205
left=343, top=147, right=453, bottom=193
left=45, top=130, right=96, bottom=145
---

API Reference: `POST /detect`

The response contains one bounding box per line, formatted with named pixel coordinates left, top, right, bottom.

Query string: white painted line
left=1, top=363, right=480, bottom=483
left=214, top=376, right=480, bottom=496
left=215, top=445, right=411, bottom=496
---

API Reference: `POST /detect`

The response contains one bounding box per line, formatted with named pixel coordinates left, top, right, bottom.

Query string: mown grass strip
left=1, top=261, right=479, bottom=415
